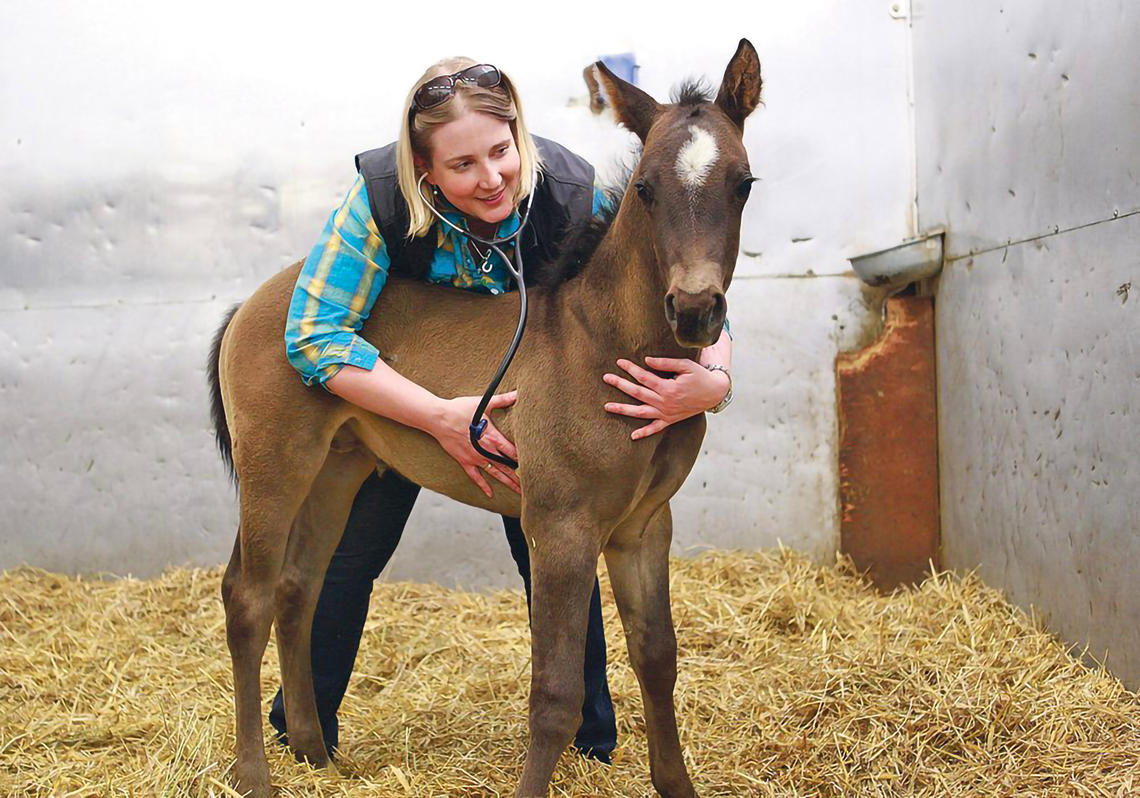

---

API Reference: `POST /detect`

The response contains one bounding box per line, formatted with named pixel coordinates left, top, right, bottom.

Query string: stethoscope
left=418, top=174, right=532, bottom=470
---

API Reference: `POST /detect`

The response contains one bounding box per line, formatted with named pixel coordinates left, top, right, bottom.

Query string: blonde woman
left=276, top=57, right=733, bottom=763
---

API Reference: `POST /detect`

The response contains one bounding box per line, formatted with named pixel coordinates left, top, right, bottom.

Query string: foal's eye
left=634, top=179, right=654, bottom=204
left=736, top=176, right=757, bottom=201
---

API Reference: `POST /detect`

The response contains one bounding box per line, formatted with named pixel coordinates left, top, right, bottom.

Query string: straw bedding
left=1, top=549, right=1136, bottom=796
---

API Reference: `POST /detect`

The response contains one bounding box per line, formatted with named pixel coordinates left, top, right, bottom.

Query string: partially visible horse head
left=595, top=39, right=762, bottom=348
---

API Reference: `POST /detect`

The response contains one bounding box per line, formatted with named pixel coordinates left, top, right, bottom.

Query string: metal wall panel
left=935, top=219, right=1139, bottom=685
left=912, top=0, right=1140, bottom=254
left=0, top=301, right=237, bottom=573
left=914, top=0, right=1140, bottom=685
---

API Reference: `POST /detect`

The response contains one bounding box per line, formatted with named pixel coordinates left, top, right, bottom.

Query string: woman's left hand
left=603, top=356, right=731, bottom=440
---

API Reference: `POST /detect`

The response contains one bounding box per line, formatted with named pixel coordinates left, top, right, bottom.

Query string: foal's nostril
left=712, top=293, right=727, bottom=325
left=664, top=293, right=678, bottom=324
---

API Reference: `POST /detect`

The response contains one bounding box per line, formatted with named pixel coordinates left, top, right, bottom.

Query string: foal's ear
left=715, top=38, right=763, bottom=129
left=593, top=62, right=663, bottom=143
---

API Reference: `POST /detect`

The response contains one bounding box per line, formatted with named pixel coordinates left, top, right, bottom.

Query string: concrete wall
left=0, top=2, right=915, bottom=584
left=912, top=0, right=1140, bottom=685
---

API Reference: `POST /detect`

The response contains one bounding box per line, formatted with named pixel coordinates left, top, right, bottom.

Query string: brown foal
left=208, top=40, right=762, bottom=798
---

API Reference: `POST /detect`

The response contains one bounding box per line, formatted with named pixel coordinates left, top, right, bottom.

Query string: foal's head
left=595, top=40, right=762, bottom=348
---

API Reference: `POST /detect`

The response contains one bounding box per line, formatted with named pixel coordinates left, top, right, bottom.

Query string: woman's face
left=423, top=110, right=521, bottom=228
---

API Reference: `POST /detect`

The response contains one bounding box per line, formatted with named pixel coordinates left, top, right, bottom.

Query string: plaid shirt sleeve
left=284, top=175, right=390, bottom=388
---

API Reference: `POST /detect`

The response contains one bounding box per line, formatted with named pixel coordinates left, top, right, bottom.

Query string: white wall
left=0, top=1, right=915, bottom=583
left=912, top=0, right=1140, bottom=685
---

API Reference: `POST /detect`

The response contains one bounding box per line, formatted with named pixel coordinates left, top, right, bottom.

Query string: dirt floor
left=1, top=549, right=1137, bottom=797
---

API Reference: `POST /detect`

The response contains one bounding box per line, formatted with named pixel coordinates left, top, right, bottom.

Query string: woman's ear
left=413, top=154, right=433, bottom=185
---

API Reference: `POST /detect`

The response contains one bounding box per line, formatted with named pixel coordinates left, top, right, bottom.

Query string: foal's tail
left=207, top=304, right=241, bottom=486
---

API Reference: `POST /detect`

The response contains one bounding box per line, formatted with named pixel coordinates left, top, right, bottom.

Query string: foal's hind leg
left=604, top=502, right=696, bottom=798
left=275, top=448, right=377, bottom=767
left=222, top=444, right=329, bottom=798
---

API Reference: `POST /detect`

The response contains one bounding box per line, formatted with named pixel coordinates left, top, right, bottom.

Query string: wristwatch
left=704, top=364, right=733, bottom=414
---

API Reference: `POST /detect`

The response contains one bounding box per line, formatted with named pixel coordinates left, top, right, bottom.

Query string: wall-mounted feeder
left=850, top=230, right=944, bottom=292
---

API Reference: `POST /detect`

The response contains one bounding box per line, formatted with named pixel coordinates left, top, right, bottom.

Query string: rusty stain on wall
left=837, top=295, right=939, bottom=590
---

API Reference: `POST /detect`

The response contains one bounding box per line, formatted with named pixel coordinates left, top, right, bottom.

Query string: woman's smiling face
left=423, top=109, right=521, bottom=229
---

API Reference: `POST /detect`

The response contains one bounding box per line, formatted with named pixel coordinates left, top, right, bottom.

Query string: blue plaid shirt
left=285, top=174, right=610, bottom=387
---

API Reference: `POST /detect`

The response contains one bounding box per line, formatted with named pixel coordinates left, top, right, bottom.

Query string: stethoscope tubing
left=417, top=175, right=531, bottom=470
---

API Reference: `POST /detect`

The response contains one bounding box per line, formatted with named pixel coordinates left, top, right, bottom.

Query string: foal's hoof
left=238, top=787, right=274, bottom=798
left=233, top=773, right=273, bottom=798
left=291, top=742, right=334, bottom=772
left=656, top=780, right=697, bottom=798
left=234, top=759, right=274, bottom=798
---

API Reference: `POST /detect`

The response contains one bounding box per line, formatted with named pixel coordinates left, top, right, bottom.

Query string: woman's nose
left=477, top=162, right=502, bottom=189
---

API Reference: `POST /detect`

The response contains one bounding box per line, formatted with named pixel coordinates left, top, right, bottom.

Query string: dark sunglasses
left=413, top=64, right=502, bottom=111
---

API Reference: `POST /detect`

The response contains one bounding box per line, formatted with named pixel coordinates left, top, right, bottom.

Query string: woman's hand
left=603, top=357, right=730, bottom=440
left=428, top=391, right=520, bottom=497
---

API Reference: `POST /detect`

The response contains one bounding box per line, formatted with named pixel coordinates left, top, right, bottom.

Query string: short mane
left=670, top=77, right=715, bottom=106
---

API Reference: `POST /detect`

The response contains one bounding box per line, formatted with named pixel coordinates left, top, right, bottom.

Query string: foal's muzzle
left=664, top=287, right=727, bottom=348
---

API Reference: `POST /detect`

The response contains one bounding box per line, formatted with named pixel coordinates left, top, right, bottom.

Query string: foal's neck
left=560, top=200, right=695, bottom=361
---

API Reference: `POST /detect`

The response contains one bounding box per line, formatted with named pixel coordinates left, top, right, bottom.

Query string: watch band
left=705, top=364, right=733, bottom=414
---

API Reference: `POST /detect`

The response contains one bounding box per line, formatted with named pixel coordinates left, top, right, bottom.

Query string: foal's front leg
left=604, top=502, right=696, bottom=798
left=515, top=516, right=602, bottom=798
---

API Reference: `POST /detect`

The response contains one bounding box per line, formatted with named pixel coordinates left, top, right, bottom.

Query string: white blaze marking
left=675, top=125, right=718, bottom=191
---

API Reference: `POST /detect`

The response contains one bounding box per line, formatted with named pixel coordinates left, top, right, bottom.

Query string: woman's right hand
left=429, top=391, right=520, bottom=498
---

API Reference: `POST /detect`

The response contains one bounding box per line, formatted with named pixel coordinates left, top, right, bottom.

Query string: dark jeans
left=269, top=469, right=616, bottom=758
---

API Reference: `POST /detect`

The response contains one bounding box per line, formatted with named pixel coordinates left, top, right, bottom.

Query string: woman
left=274, top=57, right=734, bottom=763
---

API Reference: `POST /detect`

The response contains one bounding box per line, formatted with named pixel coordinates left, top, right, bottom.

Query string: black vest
left=354, top=136, right=595, bottom=281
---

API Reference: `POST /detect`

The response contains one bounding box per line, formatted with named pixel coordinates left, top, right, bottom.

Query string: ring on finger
left=483, top=463, right=494, bottom=472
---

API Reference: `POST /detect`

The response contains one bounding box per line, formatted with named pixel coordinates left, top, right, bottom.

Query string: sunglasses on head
left=413, top=64, right=503, bottom=111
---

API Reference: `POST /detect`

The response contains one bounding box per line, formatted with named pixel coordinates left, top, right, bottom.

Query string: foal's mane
left=671, top=77, right=715, bottom=106
left=528, top=163, right=630, bottom=291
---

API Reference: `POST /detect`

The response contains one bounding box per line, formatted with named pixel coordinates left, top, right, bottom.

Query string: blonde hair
left=396, top=57, right=542, bottom=239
